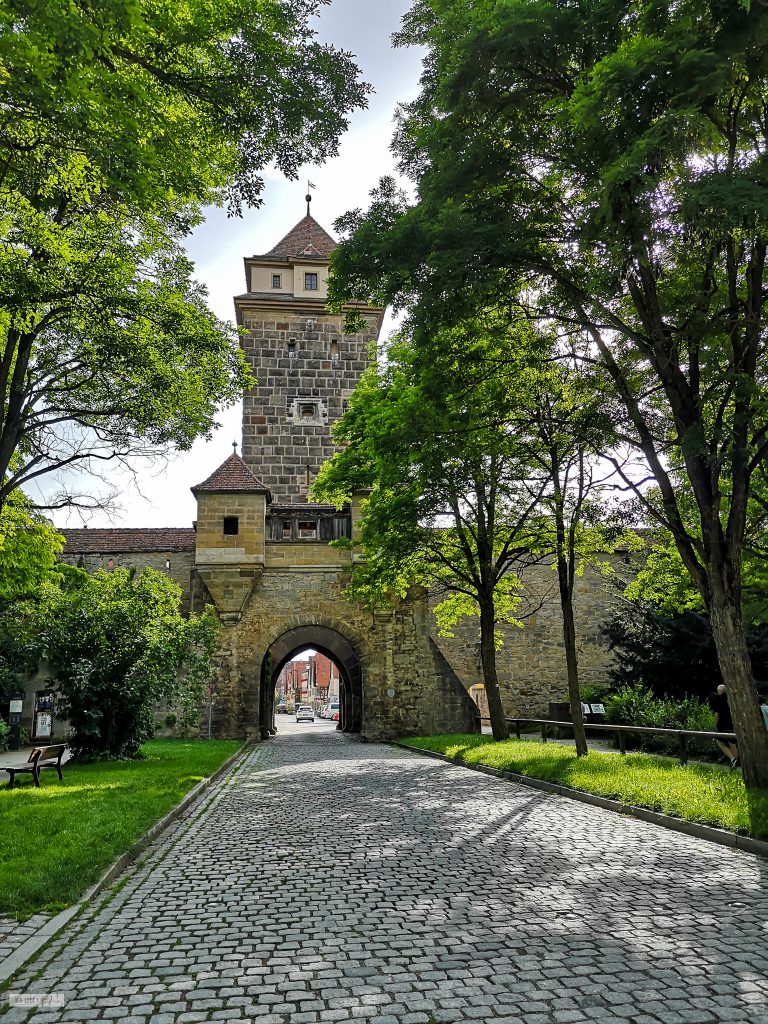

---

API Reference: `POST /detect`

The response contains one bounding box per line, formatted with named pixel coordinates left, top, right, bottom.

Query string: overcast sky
left=51, top=0, right=422, bottom=529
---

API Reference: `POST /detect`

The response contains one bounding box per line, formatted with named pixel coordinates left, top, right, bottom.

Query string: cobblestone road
left=2, top=723, right=767, bottom=1024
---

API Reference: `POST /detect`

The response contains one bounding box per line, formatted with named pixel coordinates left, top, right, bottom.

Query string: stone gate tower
left=235, top=203, right=381, bottom=501
left=55, top=204, right=626, bottom=744
left=182, top=203, right=480, bottom=742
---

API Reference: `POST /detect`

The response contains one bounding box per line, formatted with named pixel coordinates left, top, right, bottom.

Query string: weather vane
left=306, top=179, right=315, bottom=217
left=232, top=440, right=238, bottom=454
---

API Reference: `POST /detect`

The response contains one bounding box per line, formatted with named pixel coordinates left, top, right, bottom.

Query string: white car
left=295, top=705, right=315, bottom=723
left=324, top=702, right=340, bottom=720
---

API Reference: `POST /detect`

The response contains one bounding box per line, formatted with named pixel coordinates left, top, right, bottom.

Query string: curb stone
left=392, top=741, right=768, bottom=860
left=0, top=741, right=253, bottom=987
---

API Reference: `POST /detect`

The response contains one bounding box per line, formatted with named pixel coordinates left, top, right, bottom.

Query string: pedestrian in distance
left=712, top=684, right=739, bottom=768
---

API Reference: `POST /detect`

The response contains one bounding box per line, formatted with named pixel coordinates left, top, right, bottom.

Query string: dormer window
left=272, top=273, right=282, bottom=289
left=223, top=516, right=239, bottom=536
left=305, top=272, right=318, bottom=291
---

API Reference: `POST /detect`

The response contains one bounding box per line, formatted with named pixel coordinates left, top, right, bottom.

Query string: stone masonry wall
left=206, top=567, right=478, bottom=742
left=432, top=555, right=628, bottom=718
left=195, top=493, right=266, bottom=565
left=240, top=311, right=376, bottom=502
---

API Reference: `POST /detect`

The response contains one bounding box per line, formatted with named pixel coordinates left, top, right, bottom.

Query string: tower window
left=289, top=397, right=327, bottom=425
left=223, top=516, right=239, bottom=536
left=272, top=273, right=282, bottom=289
left=305, top=272, right=318, bottom=291
left=287, top=339, right=297, bottom=360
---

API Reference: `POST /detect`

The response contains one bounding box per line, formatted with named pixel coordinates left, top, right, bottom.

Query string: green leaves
left=0, top=0, right=369, bottom=507
left=0, top=197, right=253, bottom=505
left=0, top=487, right=63, bottom=602
left=0, top=0, right=369, bottom=213
left=40, top=567, right=219, bottom=758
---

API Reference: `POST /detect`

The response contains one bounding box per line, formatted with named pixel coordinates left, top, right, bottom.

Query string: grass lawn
left=0, top=739, right=242, bottom=919
left=400, top=734, right=768, bottom=840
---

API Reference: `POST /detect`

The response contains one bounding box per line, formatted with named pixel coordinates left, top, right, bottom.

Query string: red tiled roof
left=62, top=528, right=195, bottom=554
left=191, top=453, right=272, bottom=496
left=259, top=215, right=337, bottom=260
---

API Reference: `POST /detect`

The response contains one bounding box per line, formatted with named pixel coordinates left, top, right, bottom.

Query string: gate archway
left=259, top=626, right=363, bottom=739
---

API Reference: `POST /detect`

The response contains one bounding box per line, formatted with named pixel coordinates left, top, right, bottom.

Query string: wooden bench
left=4, top=745, right=68, bottom=789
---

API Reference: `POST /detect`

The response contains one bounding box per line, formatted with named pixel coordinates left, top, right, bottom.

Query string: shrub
left=605, top=683, right=716, bottom=758
left=603, top=604, right=768, bottom=700
left=41, top=567, right=219, bottom=759
left=0, top=719, right=8, bottom=752
left=579, top=682, right=612, bottom=704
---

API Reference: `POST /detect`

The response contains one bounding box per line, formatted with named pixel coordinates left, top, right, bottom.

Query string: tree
left=0, top=484, right=63, bottom=600
left=0, top=0, right=368, bottom=213
left=328, top=1, right=768, bottom=788
left=525, top=369, right=626, bottom=757
left=0, top=0, right=369, bottom=508
left=0, top=483, right=68, bottom=706
left=410, top=322, right=626, bottom=756
left=40, top=567, right=219, bottom=758
left=313, top=331, right=545, bottom=740
left=0, top=201, right=251, bottom=509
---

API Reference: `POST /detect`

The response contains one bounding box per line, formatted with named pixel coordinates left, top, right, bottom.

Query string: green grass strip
left=0, top=739, right=242, bottom=919
left=400, top=734, right=768, bottom=840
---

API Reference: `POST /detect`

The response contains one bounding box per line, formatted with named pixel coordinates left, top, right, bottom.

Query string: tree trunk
left=479, top=595, right=509, bottom=741
left=557, top=554, right=588, bottom=757
left=708, top=586, right=768, bottom=790
left=549, top=441, right=588, bottom=757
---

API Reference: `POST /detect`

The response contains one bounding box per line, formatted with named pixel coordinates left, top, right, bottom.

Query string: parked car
left=324, top=702, right=340, bottom=720
left=296, top=705, right=315, bottom=723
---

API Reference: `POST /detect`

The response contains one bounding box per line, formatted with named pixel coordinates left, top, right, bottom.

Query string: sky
left=51, top=0, right=423, bottom=529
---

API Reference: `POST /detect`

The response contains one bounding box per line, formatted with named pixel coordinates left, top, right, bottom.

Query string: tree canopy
left=328, top=0, right=768, bottom=788
left=0, top=200, right=251, bottom=509
left=1, top=0, right=368, bottom=214
left=0, top=0, right=369, bottom=508
left=0, top=485, right=63, bottom=600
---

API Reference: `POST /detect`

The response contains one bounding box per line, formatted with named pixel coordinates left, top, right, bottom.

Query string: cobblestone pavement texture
left=1, top=721, right=767, bottom=1024
left=0, top=915, right=51, bottom=966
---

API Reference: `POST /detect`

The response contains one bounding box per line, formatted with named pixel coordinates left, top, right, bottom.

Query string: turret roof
left=191, top=453, right=272, bottom=498
left=258, top=215, right=337, bottom=260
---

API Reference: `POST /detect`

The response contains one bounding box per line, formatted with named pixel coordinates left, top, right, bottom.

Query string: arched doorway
left=259, top=626, right=363, bottom=739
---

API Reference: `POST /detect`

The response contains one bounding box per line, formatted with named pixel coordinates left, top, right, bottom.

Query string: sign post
left=207, top=682, right=215, bottom=740
left=33, top=691, right=55, bottom=742
left=8, top=690, right=23, bottom=751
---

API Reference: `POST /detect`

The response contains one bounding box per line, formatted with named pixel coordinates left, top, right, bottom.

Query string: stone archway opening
left=259, top=626, right=363, bottom=740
